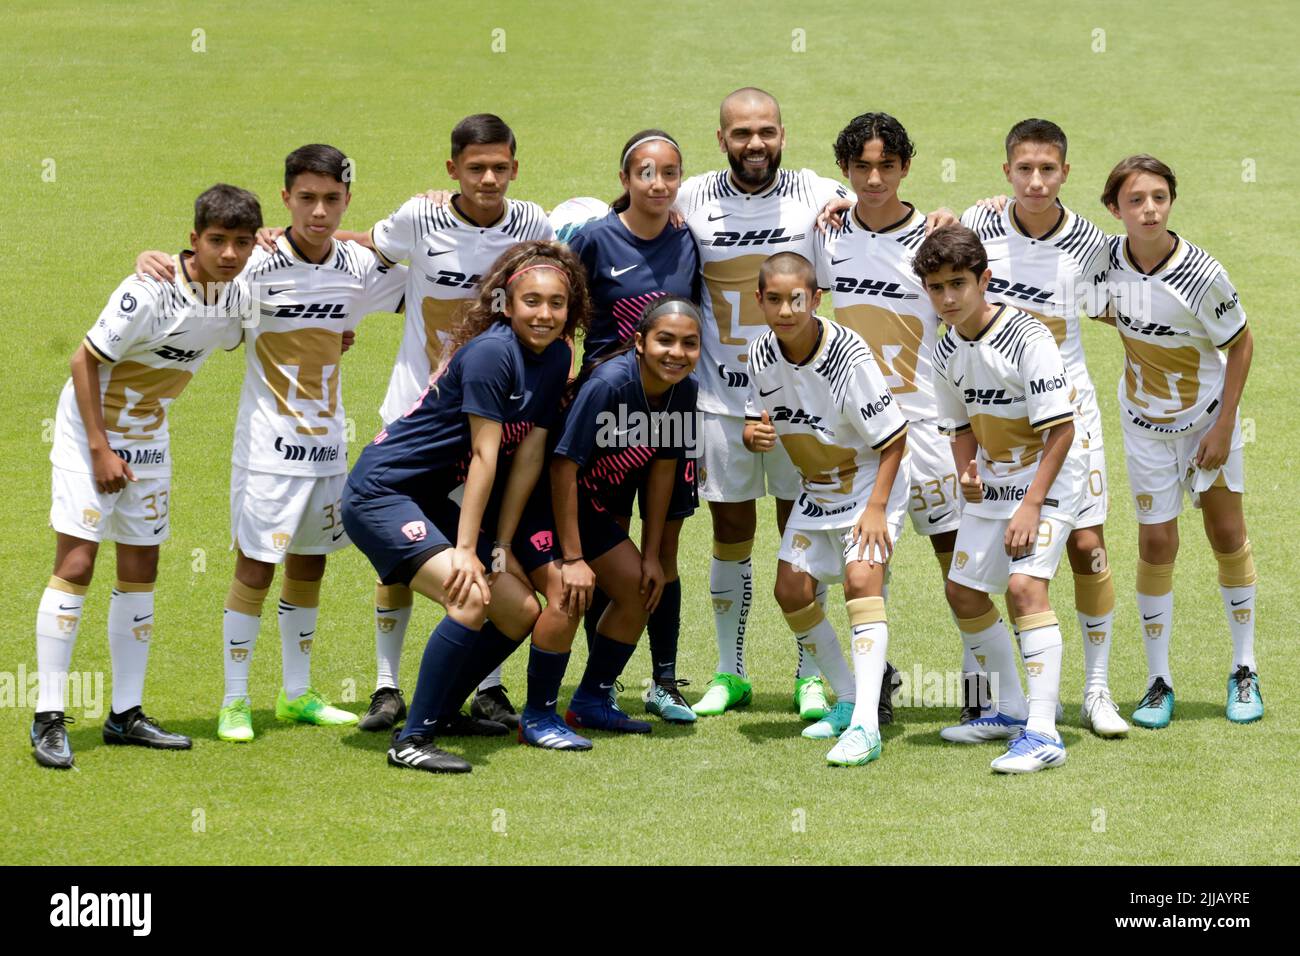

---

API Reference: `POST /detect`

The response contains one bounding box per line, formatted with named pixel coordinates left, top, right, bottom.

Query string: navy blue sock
left=440, top=622, right=524, bottom=718
left=583, top=587, right=611, bottom=655
left=399, top=617, right=478, bottom=742
left=525, top=645, right=570, bottom=714
left=647, top=579, right=681, bottom=681
left=576, top=633, right=637, bottom=700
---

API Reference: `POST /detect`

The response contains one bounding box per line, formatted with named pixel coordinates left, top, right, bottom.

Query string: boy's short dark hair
left=911, top=224, right=988, bottom=282
left=758, top=251, right=817, bottom=293
left=451, top=113, right=516, bottom=159
left=284, top=143, right=350, bottom=191
left=194, top=184, right=262, bottom=234
left=1101, top=154, right=1177, bottom=209
left=1005, top=118, right=1068, bottom=162
left=833, top=112, right=915, bottom=167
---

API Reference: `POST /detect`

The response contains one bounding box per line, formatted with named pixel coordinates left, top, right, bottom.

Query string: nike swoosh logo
left=831, top=257, right=852, bottom=265
left=1230, top=598, right=1250, bottom=606
left=299, top=631, right=315, bottom=638
left=426, top=249, right=452, bottom=257
left=58, top=603, right=80, bottom=611
left=599, top=683, right=614, bottom=690
left=954, top=375, right=965, bottom=387
left=332, top=529, right=346, bottom=541
left=509, top=392, right=524, bottom=400
left=927, top=511, right=953, bottom=525
left=133, top=614, right=153, bottom=623
left=1078, top=505, right=1094, bottom=515
left=707, top=213, right=727, bottom=221
left=1086, top=621, right=1106, bottom=628
left=759, top=386, right=782, bottom=396
left=1023, top=650, right=1044, bottom=659
left=230, top=639, right=250, bottom=646
left=153, top=524, right=166, bottom=535
left=1142, top=612, right=1161, bottom=620
left=546, top=699, right=558, bottom=707
left=611, top=265, right=638, bottom=277
left=709, top=589, right=732, bottom=595
left=266, top=286, right=291, bottom=296
left=423, top=718, right=436, bottom=725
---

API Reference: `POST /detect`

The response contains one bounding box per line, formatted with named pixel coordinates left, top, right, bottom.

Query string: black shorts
left=342, top=485, right=493, bottom=587
left=607, top=457, right=699, bottom=522
left=512, top=490, right=631, bottom=573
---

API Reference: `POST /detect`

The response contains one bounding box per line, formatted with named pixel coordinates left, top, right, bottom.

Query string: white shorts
left=231, top=467, right=349, bottom=563
left=1121, top=415, right=1244, bottom=525
left=948, top=511, right=1075, bottom=595
left=1075, top=442, right=1109, bottom=529
left=899, top=420, right=963, bottom=536
left=699, top=412, right=801, bottom=503
left=50, top=466, right=171, bottom=546
left=779, top=474, right=909, bottom=584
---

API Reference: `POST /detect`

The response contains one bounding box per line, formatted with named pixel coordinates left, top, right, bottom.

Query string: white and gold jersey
left=961, top=201, right=1108, bottom=445
left=745, top=318, right=908, bottom=530
left=236, top=234, right=406, bottom=476
left=679, top=168, right=845, bottom=417
left=1100, top=234, right=1247, bottom=439
left=933, top=305, right=1084, bottom=520
left=52, top=257, right=248, bottom=478
left=371, top=195, right=553, bottom=424
left=814, top=203, right=940, bottom=423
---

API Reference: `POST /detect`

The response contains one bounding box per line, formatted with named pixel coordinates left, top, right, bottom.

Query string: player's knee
left=945, top=578, right=978, bottom=614
left=235, top=553, right=276, bottom=591
left=1137, top=524, right=1178, bottom=564
left=1006, top=574, right=1045, bottom=610
left=773, top=575, right=811, bottom=614
left=1204, top=516, right=1245, bottom=554
left=54, top=554, right=96, bottom=588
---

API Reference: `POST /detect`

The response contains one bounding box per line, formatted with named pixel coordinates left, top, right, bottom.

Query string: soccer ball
left=549, top=196, right=609, bottom=243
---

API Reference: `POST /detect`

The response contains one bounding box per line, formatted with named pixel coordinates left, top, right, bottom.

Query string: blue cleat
left=1225, top=667, right=1263, bottom=724
left=1132, top=677, right=1175, bottom=729
left=939, top=711, right=1026, bottom=743
left=519, top=707, right=593, bottom=750
left=566, top=692, right=652, bottom=734
left=990, top=729, right=1067, bottom=774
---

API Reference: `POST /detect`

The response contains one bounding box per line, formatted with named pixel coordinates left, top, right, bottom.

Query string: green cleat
left=802, top=699, right=855, bottom=739
left=1131, top=677, right=1175, bottom=729
left=218, top=699, right=255, bottom=742
left=793, top=676, right=829, bottom=720
left=1225, top=666, right=1264, bottom=724
left=826, top=725, right=881, bottom=766
left=693, top=672, right=752, bottom=716
left=276, top=687, right=359, bottom=726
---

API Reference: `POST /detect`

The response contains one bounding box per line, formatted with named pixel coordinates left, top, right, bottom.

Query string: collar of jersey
left=851, top=201, right=918, bottom=235
left=779, top=316, right=828, bottom=368
left=449, top=195, right=507, bottom=229
left=1122, top=232, right=1182, bottom=276
left=1008, top=200, right=1067, bottom=241
left=958, top=302, right=1007, bottom=343
left=724, top=169, right=782, bottom=198
left=282, top=228, right=334, bottom=265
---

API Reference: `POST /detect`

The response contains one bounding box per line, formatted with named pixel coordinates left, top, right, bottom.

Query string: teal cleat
left=1131, top=677, right=1175, bottom=729
left=802, top=699, right=854, bottom=739
left=645, top=678, right=697, bottom=723
left=1225, top=666, right=1264, bottom=724
left=826, top=725, right=881, bottom=767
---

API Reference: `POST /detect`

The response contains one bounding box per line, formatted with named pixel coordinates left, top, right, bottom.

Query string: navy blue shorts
left=607, top=457, right=699, bottom=522
left=343, top=485, right=493, bottom=587
left=512, top=491, right=631, bottom=573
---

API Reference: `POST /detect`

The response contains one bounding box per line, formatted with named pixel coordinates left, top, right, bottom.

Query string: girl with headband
left=341, top=240, right=590, bottom=774
left=507, top=296, right=703, bottom=747
left=563, top=129, right=703, bottom=723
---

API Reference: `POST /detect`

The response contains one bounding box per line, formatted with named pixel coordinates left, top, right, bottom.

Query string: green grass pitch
left=2, top=1, right=1296, bottom=865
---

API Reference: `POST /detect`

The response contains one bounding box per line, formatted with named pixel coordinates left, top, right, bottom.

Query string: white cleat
left=939, top=711, right=1026, bottom=743
left=990, top=729, right=1067, bottom=774
left=1081, top=689, right=1129, bottom=738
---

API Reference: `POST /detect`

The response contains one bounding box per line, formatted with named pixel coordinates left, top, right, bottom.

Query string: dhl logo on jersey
left=770, top=406, right=830, bottom=434
left=986, top=277, right=1054, bottom=306
left=832, top=277, right=920, bottom=300
left=152, top=345, right=205, bottom=363
left=703, top=227, right=804, bottom=248
left=265, top=302, right=347, bottom=321
left=430, top=270, right=481, bottom=289
left=963, top=387, right=1025, bottom=407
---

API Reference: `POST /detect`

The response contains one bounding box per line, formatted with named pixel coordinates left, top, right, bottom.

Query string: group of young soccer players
left=30, top=86, right=1262, bottom=775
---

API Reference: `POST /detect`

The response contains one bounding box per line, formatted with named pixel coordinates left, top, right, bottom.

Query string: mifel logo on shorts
left=792, top=534, right=812, bottom=550
left=83, top=508, right=101, bottom=528
left=1087, top=629, right=1106, bottom=645
left=1135, top=493, right=1154, bottom=514
left=272, top=531, right=291, bottom=551
left=1144, top=622, right=1164, bottom=639
left=229, top=647, right=249, bottom=662
left=954, top=551, right=969, bottom=570
left=377, top=617, right=396, bottom=633
left=1233, top=608, right=1252, bottom=625
left=131, top=624, right=152, bottom=642
left=712, top=598, right=733, bottom=614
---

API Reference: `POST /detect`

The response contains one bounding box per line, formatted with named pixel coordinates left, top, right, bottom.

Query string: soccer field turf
left=3, top=1, right=1297, bottom=865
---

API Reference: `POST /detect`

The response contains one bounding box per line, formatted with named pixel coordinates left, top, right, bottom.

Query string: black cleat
left=470, top=684, right=519, bottom=728
left=878, top=662, right=901, bottom=726
left=959, top=673, right=991, bottom=724
left=387, top=735, right=471, bottom=774
left=435, top=712, right=510, bottom=736
left=31, top=711, right=75, bottom=769
left=102, top=707, right=192, bottom=749
left=358, top=687, right=407, bottom=732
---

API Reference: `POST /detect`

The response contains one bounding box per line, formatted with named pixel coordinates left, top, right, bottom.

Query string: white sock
left=1136, top=560, right=1174, bottom=688
left=1220, top=585, right=1255, bottom=670
left=478, top=664, right=504, bottom=692
left=1075, top=568, right=1115, bottom=695
left=785, top=604, right=854, bottom=701
left=278, top=589, right=319, bottom=701
left=846, top=597, right=888, bottom=732
left=107, top=583, right=154, bottom=714
left=711, top=540, right=753, bottom=678
left=957, top=608, right=1026, bottom=720
left=374, top=583, right=412, bottom=690
left=223, top=579, right=267, bottom=707
left=794, top=583, right=828, bottom=680
left=1018, top=616, right=1064, bottom=738
left=36, top=578, right=85, bottom=713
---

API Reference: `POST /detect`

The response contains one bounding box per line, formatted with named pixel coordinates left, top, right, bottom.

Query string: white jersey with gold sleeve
left=961, top=201, right=1108, bottom=446
left=236, top=234, right=406, bottom=476
left=371, top=196, right=553, bottom=424
left=1100, top=234, right=1247, bottom=439
left=814, top=203, right=939, bottom=423
left=51, top=257, right=248, bottom=478
left=745, top=318, right=908, bottom=530
left=680, top=168, right=846, bottom=417
left=932, top=305, right=1084, bottom=520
